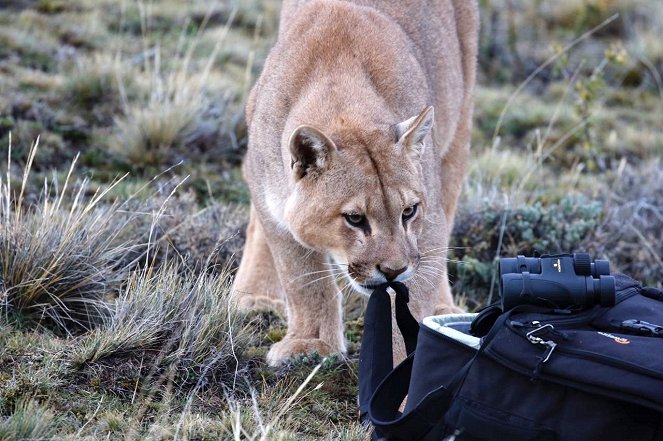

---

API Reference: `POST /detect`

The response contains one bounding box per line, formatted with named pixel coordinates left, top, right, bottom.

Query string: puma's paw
left=433, top=303, right=466, bottom=315
left=237, top=295, right=286, bottom=316
left=266, top=337, right=342, bottom=366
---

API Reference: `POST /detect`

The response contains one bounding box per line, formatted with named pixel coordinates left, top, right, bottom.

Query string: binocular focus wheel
left=573, top=253, right=592, bottom=276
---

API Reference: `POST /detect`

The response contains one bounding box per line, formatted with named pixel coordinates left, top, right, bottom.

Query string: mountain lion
left=233, top=0, right=478, bottom=366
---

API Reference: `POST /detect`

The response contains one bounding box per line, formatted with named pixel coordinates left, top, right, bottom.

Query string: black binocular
left=500, top=253, right=616, bottom=310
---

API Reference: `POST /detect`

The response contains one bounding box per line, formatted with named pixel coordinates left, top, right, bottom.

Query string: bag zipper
left=507, top=321, right=663, bottom=379
left=509, top=307, right=602, bottom=329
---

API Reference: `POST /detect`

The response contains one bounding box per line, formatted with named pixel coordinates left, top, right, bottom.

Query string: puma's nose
left=378, top=264, right=407, bottom=282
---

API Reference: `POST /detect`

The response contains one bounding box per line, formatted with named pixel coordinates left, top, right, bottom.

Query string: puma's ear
left=288, top=125, right=336, bottom=181
left=395, top=106, right=435, bottom=159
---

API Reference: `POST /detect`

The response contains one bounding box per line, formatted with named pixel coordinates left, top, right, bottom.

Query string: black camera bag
left=359, top=274, right=663, bottom=441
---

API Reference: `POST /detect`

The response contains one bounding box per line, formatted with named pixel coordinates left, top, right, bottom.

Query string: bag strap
left=370, top=355, right=453, bottom=441
left=358, top=282, right=419, bottom=422
left=367, top=311, right=511, bottom=441
left=390, top=282, right=420, bottom=354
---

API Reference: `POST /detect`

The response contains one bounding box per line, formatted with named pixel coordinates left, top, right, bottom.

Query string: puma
left=233, top=0, right=478, bottom=366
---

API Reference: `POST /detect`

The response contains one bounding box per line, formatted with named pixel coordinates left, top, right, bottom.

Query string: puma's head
left=283, top=106, right=435, bottom=295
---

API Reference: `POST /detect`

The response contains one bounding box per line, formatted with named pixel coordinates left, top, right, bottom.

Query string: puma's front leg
left=265, top=231, right=346, bottom=366
left=232, top=204, right=286, bottom=315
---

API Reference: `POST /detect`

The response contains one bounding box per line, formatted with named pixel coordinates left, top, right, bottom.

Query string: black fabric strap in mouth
left=358, top=282, right=419, bottom=423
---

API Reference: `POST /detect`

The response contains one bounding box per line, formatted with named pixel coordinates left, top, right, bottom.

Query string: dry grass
left=111, top=102, right=201, bottom=168
left=0, top=398, right=58, bottom=441
left=587, top=159, right=663, bottom=283
left=60, top=54, right=129, bottom=111
left=70, top=261, right=247, bottom=393
left=0, top=138, right=140, bottom=334
left=107, top=4, right=243, bottom=172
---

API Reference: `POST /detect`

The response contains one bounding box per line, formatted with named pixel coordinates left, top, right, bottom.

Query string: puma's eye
left=344, top=213, right=366, bottom=227
left=402, top=204, right=418, bottom=221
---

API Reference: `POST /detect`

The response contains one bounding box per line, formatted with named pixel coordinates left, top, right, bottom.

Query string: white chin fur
left=345, top=268, right=416, bottom=296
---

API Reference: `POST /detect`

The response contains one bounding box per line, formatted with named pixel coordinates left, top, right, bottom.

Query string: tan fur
left=233, top=0, right=479, bottom=366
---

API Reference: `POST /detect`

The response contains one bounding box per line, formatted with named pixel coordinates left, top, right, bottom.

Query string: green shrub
left=451, top=196, right=604, bottom=307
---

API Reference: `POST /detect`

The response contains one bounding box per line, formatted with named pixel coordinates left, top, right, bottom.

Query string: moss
left=36, top=0, right=67, bottom=14
left=344, top=318, right=364, bottom=345
left=0, top=117, right=14, bottom=137
left=266, top=327, right=286, bottom=343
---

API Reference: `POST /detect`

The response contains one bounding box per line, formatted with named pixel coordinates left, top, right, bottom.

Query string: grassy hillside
left=1, top=0, right=661, bottom=439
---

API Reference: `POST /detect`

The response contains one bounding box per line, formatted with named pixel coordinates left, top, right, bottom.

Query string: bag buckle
left=619, top=319, right=663, bottom=337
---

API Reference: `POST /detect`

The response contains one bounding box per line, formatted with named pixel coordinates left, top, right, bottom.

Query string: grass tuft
left=110, top=101, right=200, bottom=169
left=70, top=262, right=248, bottom=397
left=0, top=138, right=138, bottom=334
left=107, top=4, right=245, bottom=173
left=0, top=398, right=57, bottom=441
left=61, top=55, right=128, bottom=111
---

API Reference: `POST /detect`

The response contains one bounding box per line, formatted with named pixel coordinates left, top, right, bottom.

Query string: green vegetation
left=0, top=0, right=661, bottom=438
